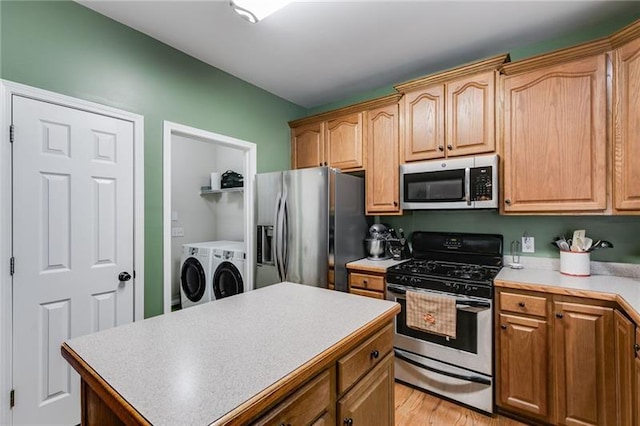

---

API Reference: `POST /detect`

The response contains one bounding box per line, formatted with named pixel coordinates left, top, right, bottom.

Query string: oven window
left=404, top=170, right=465, bottom=202
left=397, top=298, right=477, bottom=353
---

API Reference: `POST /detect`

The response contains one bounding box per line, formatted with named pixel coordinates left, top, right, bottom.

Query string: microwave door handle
left=464, top=167, right=471, bottom=206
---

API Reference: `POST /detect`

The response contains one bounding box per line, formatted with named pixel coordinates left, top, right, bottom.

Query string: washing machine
left=211, top=241, right=246, bottom=300
left=179, top=241, right=241, bottom=309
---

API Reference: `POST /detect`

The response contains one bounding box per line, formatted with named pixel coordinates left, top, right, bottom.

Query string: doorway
left=0, top=80, right=144, bottom=425
left=162, top=121, right=256, bottom=314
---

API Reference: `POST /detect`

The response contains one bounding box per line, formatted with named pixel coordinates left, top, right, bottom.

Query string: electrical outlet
left=522, top=236, right=535, bottom=253
left=171, top=227, right=184, bottom=237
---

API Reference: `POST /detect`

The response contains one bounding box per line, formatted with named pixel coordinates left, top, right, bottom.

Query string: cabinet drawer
left=253, top=369, right=332, bottom=426
left=500, top=292, right=547, bottom=317
left=338, top=324, right=393, bottom=394
left=350, top=288, right=385, bottom=300
left=349, top=273, right=385, bottom=292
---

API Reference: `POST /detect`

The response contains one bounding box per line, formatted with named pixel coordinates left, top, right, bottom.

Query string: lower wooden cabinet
left=253, top=322, right=395, bottom=426
left=337, top=353, right=394, bottom=426
left=495, top=288, right=637, bottom=426
left=347, top=269, right=386, bottom=300
left=498, top=313, right=549, bottom=421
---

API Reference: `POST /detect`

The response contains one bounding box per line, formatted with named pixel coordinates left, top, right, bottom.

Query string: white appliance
left=179, top=241, right=242, bottom=309
left=211, top=241, right=246, bottom=299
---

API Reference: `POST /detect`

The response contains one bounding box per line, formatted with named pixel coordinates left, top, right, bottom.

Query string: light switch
left=171, top=211, right=178, bottom=221
left=171, top=227, right=184, bottom=237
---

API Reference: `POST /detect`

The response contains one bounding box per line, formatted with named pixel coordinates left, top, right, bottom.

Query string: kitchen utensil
left=589, top=240, right=614, bottom=251
left=582, top=237, right=593, bottom=252
left=553, top=239, right=570, bottom=251
left=570, top=230, right=585, bottom=252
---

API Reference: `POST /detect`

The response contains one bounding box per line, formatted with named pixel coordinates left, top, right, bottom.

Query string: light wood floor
left=395, top=383, right=528, bottom=425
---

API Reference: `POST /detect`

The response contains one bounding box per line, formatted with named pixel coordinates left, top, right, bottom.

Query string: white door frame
left=163, top=121, right=257, bottom=314
left=0, top=80, right=145, bottom=425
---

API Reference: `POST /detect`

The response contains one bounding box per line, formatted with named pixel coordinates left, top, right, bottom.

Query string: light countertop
left=64, top=282, right=399, bottom=426
left=496, top=267, right=640, bottom=322
left=347, top=257, right=408, bottom=273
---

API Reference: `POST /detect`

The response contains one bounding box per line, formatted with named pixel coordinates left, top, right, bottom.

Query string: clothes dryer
left=211, top=242, right=246, bottom=300
left=179, top=241, right=241, bottom=309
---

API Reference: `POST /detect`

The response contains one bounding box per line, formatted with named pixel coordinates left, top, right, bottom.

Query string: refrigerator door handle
left=274, top=191, right=284, bottom=282
left=282, top=193, right=289, bottom=278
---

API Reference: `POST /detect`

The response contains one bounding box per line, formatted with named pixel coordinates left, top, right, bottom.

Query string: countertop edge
left=495, top=278, right=640, bottom=325
left=61, top=342, right=151, bottom=425
left=210, top=303, right=400, bottom=425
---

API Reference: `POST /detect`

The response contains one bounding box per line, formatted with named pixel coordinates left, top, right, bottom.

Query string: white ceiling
left=78, top=1, right=638, bottom=108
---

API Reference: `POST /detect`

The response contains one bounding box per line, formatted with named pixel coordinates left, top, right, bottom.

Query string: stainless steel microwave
left=400, top=154, right=498, bottom=210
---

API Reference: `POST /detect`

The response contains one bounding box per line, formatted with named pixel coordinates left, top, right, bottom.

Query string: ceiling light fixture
left=230, top=0, right=293, bottom=23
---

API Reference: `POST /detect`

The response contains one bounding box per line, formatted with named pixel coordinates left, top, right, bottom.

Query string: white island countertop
left=496, top=267, right=640, bottom=323
left=63, top=282, right=399, bottom=426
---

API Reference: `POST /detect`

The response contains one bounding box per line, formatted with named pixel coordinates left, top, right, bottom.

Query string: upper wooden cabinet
left=291, top=113, right=364, bottom=171
left=501, top=53, right=608, bottom=213
left=397, top=54, right=506, bottom=162
left=366, top=102, right=401, bottom=215
left=326, top=112, right=365, bottom=171
left=613, top=35, right=640, bottom=213
left=291, top=121, right=325, bottom=169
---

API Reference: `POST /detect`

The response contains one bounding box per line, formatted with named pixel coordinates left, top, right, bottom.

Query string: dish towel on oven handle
left=406, top=290, right=457, bottom=339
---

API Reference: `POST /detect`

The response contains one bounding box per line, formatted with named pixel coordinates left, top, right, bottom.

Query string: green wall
left=0, top=1, right=306, bottom=317
left=308, top=10, right=640, bottom=265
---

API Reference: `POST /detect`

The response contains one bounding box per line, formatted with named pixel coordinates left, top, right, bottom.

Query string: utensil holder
left=560, top=251, right=591, bottom=276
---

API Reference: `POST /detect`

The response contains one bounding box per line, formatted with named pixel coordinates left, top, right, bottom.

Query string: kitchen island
left=61, top=282, right=400, bottom=425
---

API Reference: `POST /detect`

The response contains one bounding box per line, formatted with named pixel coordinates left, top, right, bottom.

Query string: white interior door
left=11, top=96, right=135, bottom=425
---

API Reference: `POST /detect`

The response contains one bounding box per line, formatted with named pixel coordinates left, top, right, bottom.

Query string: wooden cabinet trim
left=502, top=37, right=611, bottom=75
left=610, top=18, right=640, bottom=49
left=613, top=310, right=634, bottom=426
left=288, top=94, right=402, bottom=128
left=395, top=53, right=509, bottom=93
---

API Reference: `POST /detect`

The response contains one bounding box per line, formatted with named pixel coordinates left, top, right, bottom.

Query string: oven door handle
left=394, top=349, right=491, bottom=385
left=387, top=285, right=490, bottom=309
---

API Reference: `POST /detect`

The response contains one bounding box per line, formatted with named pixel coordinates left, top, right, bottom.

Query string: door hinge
left=9, top=124, right=14, bottom=143
left=133, top=270, right=136, bottom=279
left=9, top=389, right=14, bottom=408
left=9, top=257, right=15, bottom=276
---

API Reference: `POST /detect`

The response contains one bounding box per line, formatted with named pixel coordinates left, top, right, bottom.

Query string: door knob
left=119, top=272, right=132, bottom=282
left=447, top=144, right=453, bottom=150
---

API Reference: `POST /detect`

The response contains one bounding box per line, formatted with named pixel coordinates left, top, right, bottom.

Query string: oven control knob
left=409, top=277, right=418, bottom=284
left=400, top=276, right=409, bottom=284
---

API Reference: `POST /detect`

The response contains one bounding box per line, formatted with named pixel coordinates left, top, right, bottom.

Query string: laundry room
left=170, top=132, right=246, bottom=309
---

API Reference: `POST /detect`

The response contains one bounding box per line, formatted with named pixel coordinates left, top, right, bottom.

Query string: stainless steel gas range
left=386, top=231, right=503, bottom=414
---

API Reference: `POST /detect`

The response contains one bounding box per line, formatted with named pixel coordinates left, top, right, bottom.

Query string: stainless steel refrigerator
left=255, top=167, right=367, bottom=291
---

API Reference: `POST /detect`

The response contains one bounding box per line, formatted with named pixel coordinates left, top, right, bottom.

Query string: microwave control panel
left=470, top=166, right=493, bottom=201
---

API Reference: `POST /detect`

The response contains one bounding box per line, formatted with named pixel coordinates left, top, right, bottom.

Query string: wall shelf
left=200, top=187, right=244, bottom=196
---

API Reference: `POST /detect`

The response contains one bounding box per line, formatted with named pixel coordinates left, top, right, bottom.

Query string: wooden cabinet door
left=553, top=302, right=615, bottom=426
left=502, top=54, right=607, bottom=213
left=614, top=310, right=634, bottom=426
left=366, top=103, right=401, bottom=215
left=338, top=353, right=394, bottom=426
left=403, top=85, right=445, bottom=162
left=614, top=36, right=640, bottom=212
left=497, top=313, right=549, bottom=421
left=326, top=112, right=365, bottom=171
left=446, top=71, right=495, bottom=157
left=292, top=121, right=325, bottom=169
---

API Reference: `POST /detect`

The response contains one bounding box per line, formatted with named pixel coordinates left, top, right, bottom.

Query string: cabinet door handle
left=634, top=343, right=640, bottom=353
left=324, top=162, right=328, bottom=166
left=505, top=199, right=512, bottom=205
left=362, top=279, right=368, bottom=286
left=447, top=144, right=453, bottom=150
left=518, top=302, right=525, bottom=308
left=556, top=312, right=564, bottom=319
left=438, top=145, right=444, bottom=152
left=370, top=349, right=380, bottom=359
left=343, top=418, right=354, bottom=426
left=393, top=201, right=398, bottom=207
left=319, top=162, right=322, bottom=166
left=501, top=324, right=507, bottom=330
